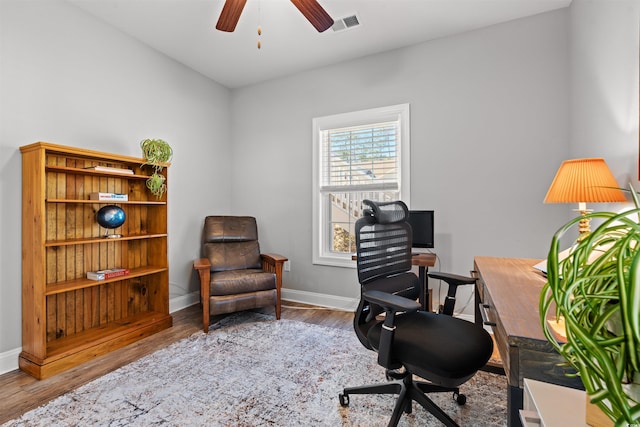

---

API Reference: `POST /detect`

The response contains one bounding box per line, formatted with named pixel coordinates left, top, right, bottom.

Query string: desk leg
left=418, top=265, right=429, bottom=311
left=507, top=384, right=523, bottom=427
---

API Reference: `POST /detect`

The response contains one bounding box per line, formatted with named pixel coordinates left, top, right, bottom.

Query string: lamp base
left=574, top=207, right=592, bottom=241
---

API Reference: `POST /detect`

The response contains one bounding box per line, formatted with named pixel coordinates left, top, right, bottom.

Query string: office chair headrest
left=362, top=199, right=409, bottom=224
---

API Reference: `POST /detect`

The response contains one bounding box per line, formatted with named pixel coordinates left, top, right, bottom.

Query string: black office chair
left=339, top=200, right=494, bottom=427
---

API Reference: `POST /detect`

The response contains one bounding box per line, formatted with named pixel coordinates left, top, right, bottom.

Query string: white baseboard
left=281, top=288, right=358, bottom=312
left=0, top=347, right=21, bottom=376
left=169, top=291, right=200, bottom=313
left=0, top=292, right=203, bottom=376
left=167, top=289, right=360, bottom=313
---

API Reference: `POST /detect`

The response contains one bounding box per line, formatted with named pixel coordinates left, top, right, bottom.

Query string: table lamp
left=544, top=158, right=626, bottom=239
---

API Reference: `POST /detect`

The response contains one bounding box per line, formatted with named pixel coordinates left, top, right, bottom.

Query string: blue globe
left=96, top=205, right=126, bottom=229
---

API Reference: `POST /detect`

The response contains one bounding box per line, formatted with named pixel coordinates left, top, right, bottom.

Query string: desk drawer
left=479, top=282, right=511, bottom=382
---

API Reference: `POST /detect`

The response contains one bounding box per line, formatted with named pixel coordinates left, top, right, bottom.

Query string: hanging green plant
left=140, top=138, right=172, bottom=172
left=140, top=139, right=172, bottom=199
left=145, top=172, right=167, bottom=200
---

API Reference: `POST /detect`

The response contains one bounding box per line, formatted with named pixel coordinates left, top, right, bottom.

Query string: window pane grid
left=321, top=121, right=399, bottom=188
left=327, top=190, right=399, bottom=254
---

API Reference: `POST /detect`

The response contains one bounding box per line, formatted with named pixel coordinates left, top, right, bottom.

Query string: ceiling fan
left=216, top=0, right=334, bottom=33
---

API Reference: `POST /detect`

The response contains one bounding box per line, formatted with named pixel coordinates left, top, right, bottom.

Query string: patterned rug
left=3, top=313, right=507, bottom=426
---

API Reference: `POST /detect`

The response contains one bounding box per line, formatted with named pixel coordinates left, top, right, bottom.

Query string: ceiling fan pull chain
left=257, top=0, right=262, bottom=49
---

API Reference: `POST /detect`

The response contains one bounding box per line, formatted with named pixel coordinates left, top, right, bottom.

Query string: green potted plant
left=540, top=186, right=640, bottom=427
left=140, top=138, right=172, bottom=199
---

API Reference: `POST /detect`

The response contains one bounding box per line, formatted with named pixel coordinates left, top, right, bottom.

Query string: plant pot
left=586, top=397, right=614, bottom=427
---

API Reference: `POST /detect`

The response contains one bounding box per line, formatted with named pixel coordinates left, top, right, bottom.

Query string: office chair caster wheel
left=339, top=393, right=349, bottom=407
left=453, top=391, right=466, bottom=405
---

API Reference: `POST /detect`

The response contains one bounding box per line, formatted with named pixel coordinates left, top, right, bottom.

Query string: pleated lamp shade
left=544, top=158, right=626, bottom=204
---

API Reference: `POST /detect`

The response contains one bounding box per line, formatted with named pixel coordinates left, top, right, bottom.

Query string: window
left=312, top=104, right=411, bottom=267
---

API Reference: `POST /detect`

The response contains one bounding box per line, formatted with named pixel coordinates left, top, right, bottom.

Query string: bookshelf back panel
left=45, top=277, right=153, bottom=342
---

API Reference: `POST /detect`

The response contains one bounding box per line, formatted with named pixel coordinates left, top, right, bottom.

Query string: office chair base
left=339, top=373, right=464, bottom=427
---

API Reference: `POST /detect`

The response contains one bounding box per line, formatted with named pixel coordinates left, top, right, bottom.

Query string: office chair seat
left=367, top=311, right=494, bottom=385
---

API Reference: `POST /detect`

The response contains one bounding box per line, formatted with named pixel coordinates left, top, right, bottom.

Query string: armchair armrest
left=194, top=258, right=211, bottom=271
left=260, top=253, right=288, bottom=320
left=260, top=253, right=287, bottom=278
left=194, top=258, right=211, bottom=332
left=261, top=253, right=288, bottom=265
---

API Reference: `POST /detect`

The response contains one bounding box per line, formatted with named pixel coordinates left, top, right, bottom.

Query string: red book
left=86, top=268, right=130, bottom=281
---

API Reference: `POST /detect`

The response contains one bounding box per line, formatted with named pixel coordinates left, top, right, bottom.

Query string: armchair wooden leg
left=194, top=260, right=211, bottom=333
left=203, top=297, right=210, bottom=333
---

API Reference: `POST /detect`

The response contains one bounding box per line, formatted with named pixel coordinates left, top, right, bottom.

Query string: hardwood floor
left=0, top=302, right=353, bottom=424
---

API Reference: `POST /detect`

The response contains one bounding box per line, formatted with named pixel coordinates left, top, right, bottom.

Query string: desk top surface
left=474, top=256, right=548, bottom=343
left=351, top=253, right=436, bottom=267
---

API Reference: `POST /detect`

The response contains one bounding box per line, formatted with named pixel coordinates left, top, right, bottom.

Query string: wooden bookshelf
left=19, top=142, right=172, bottom=379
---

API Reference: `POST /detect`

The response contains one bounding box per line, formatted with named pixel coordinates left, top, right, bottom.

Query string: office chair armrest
left=364, top=290, right=419, bottom=370
left=427, top=271, right=476, bottom=285
left=363, top=290, right=421, bottom=313
left=427, top=271, right=476, bottom=316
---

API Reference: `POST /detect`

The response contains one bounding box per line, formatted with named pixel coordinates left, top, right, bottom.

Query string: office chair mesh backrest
left=354, top=200, right=421, bottom=349
left=356, top=200, right=413, bottom=285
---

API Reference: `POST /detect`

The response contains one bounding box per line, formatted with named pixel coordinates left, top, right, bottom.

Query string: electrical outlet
left=284, top=260, right=291, bottom=272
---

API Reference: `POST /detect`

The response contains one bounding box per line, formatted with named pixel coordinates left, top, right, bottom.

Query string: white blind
left=320, top=120, right=399, bottom=192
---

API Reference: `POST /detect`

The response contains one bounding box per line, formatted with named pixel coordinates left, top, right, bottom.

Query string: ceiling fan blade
left=290, top=0, right=334, bottom=33
left=216, top=0, right=247, bottom=32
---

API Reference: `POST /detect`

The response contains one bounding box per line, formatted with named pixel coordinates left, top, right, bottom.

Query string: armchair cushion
left=210, top=269, right=276, bottom=296
left=204, top=241, right=262, bottom=271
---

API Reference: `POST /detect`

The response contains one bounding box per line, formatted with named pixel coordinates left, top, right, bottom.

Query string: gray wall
left=0, top=0, right=232, bottom=365
left=230, top=9, right=572, bottom=308
left=569, top=0, right=640, bottom=179
left=0, top=0, right=638, bottom=373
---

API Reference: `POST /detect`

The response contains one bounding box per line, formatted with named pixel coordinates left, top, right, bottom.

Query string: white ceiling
left=67, top=0, right=572, bottom=89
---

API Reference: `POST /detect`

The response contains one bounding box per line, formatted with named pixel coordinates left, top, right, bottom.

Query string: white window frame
left=312, top=103, right=411, bottom=268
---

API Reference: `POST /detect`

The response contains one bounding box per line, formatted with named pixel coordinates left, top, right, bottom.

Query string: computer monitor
left=407, top=210, right=434, bottom=248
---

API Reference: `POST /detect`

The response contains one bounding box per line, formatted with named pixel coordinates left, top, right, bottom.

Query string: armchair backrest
left=202, top=216, right=262, bottom=272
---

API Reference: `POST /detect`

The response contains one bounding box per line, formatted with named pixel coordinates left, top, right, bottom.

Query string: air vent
left=331, top=14, right=360, bottom=32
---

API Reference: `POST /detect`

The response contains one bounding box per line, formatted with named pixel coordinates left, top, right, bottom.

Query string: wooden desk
left=412, top=253, right=436, bottom=311
left=473, top=256, right=583, bottom=427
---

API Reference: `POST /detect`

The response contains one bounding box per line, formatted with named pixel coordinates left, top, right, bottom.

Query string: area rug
left=3, top=313, right=507, bottom=426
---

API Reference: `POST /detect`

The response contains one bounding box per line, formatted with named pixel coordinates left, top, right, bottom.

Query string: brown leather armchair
left=194, top=216, right=287, bottom=332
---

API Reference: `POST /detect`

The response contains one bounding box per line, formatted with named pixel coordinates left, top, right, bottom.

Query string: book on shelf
left=89, top=192, right=129, bottom=201
left=86, top=268, right=130, bottom=281
left=84, top=165, right=134, bottom=175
